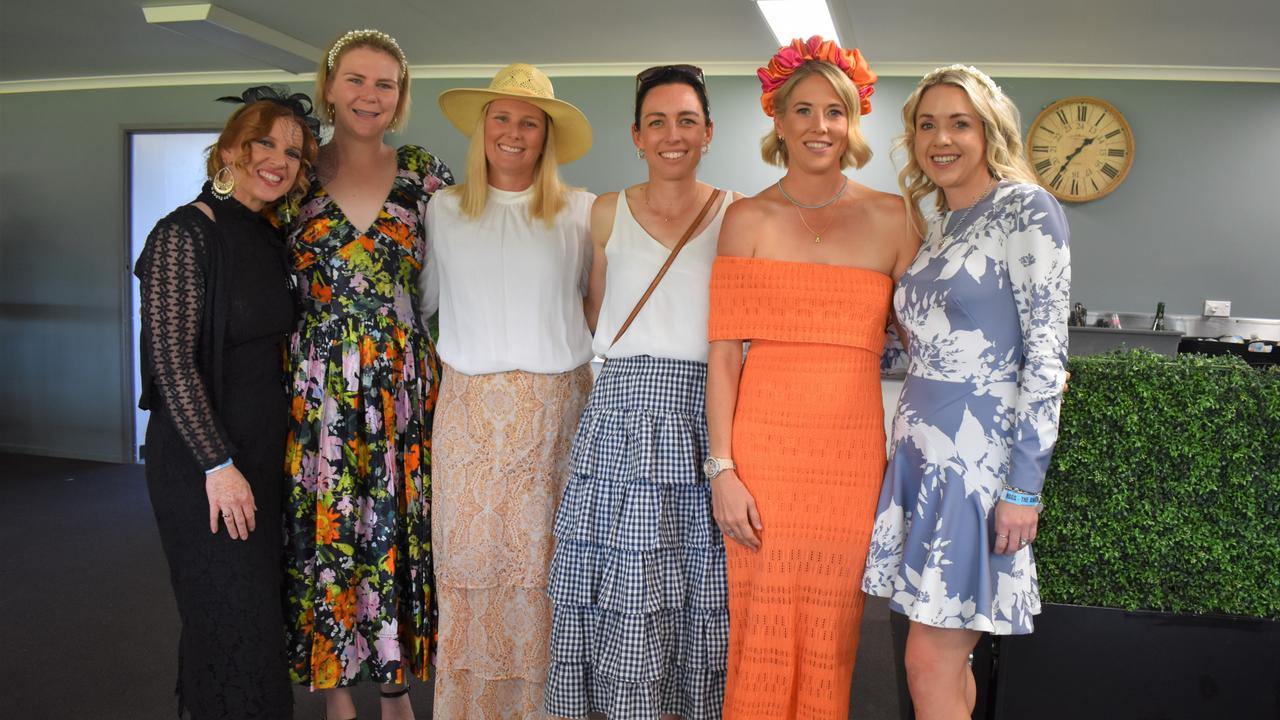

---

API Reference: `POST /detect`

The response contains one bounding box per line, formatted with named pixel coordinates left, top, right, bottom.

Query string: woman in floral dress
left=860, top=65, right=1070, bottom=720
left=282, top=29, right=452, bottom=720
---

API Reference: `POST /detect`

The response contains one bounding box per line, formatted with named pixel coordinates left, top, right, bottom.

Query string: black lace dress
left=135, top=183, right=295, bottom=720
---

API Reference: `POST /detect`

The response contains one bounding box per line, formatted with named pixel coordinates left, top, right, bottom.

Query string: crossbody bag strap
left=610, top=188, right=724, bottom=348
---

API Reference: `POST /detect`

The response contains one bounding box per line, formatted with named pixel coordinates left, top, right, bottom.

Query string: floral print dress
left=283, top=145, right=453, bottom=687
left=861, top=182, right=1070, bottom=635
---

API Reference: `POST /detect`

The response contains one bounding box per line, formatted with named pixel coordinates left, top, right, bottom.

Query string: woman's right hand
left=206, top=465, right=256, bottom=540
left=712, top=470, right=762, bottom=550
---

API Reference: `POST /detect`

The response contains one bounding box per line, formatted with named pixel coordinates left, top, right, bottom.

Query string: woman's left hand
left=993, top=501, right=1039, bottom=554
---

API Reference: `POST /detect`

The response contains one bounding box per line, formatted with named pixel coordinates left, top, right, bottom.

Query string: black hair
left=633, top=67, right=711, bottom=128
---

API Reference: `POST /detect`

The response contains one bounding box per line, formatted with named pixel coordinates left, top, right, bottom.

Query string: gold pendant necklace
left=794, top=205, right=836, bottom=243
left=643, top=184, right=695, bottom=223
left=778, top=178, right=847, bottom=242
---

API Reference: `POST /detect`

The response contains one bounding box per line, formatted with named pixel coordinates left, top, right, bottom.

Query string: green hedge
left=1036, top=350, right=1280, bottom=620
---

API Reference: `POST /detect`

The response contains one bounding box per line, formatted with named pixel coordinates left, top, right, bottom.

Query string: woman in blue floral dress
left=860, top=65, right=1070, bottom=719
left=281, top=30, right=452, bottom=720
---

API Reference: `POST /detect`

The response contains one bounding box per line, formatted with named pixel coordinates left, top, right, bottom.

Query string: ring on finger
left=996, top=533, right=1009, bottom=539
left=1018, top=538, right=1029, bottom=547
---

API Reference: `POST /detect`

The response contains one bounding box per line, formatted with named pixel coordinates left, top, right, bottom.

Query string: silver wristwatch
left=702, top=456, right=736, bottom=480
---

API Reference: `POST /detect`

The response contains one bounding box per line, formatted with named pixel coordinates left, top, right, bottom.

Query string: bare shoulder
left=590, top=191, right=620, bottom=249
left=717, top=194, right=772, bottom=257
left=723, top=193, right=772, bottom=223
left=858, top=190, right=921, bottom=276
left=853, top=186, right=908, bottom=221
left=592, top=191, right=620, bottom=217
left=847, top=187, right=909, bottom=235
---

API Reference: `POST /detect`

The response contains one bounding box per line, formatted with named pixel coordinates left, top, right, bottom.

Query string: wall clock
left=1026, top=96, right=1134, bottom=202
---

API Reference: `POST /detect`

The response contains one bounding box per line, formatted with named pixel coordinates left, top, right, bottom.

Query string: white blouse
left=421, top=185, right=596, bottom=376
left=592, top=190, right=733, bottom=362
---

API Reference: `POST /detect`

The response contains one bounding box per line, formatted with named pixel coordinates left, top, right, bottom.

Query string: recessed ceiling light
left=755, top=0, right=841, bottom=47
left=142, top=3, right=320, bottom=74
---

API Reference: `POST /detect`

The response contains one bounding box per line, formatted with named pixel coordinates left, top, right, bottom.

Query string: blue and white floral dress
left=862, top=181, right=1070, bottom=634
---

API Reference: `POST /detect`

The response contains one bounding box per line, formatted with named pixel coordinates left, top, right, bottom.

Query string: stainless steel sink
left=1068, top=327, right=1183, bottom=357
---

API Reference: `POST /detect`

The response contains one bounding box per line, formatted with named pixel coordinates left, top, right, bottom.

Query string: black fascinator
left=217, top=85, right=322, bottom=138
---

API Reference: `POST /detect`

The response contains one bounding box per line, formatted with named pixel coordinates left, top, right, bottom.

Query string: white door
left=128, top=131, right=219, bottom=462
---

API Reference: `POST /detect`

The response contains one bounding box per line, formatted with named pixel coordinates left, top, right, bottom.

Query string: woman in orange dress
left=705, top=37, right=919, bottom=720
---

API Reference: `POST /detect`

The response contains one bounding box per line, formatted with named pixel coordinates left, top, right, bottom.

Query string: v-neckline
left=319, top=148, right=399, bottom=238
left=622, top=187, right=724, bottom=253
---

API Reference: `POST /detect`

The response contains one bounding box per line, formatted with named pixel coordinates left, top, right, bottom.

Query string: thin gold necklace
left=793, top=205, right=837, bottom=243
left=779, top=178, right=847, bottom=242
left=643, top=184, right=695, bottom=223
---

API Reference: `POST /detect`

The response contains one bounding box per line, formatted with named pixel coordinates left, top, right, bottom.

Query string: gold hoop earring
left=211, top=166, right=235, bottom=200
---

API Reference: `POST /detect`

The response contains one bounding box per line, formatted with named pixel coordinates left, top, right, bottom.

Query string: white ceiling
left=2, top=0, right=1278, bottom=87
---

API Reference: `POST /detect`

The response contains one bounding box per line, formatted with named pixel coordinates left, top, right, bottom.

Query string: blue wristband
left=1001, top=487, right=1042, bottom=507
left=205, top=458, right=233, bottom=475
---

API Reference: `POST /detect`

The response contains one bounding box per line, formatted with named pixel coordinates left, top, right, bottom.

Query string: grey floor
left=0, top=453, right=903, bottom=719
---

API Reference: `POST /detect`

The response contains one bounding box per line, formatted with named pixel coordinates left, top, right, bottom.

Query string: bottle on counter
left=1152, top=302, right=1167, bottom=331
left=1069, top=302, right=1088, bottom=327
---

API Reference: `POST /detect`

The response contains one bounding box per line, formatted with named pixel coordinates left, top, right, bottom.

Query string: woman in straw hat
left=421, top=62, right=595, bottom=719
left=705, top=37, right=918, bottom=719
left=280, top=29, right=453, bottom=720
left=543, top=64, right=739, bottom=720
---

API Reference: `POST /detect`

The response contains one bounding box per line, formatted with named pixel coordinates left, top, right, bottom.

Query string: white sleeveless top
left=592, top=189, right=733, bottom=362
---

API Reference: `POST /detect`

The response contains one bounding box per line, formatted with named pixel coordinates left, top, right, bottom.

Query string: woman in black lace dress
left=135, top=88, right=318, bottom=720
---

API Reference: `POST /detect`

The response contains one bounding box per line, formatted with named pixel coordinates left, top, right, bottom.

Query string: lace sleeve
left=137, top=213, right=235, bottom=470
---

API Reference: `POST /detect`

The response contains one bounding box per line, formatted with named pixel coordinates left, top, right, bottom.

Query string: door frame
left=120, top=124, right=221, bottom=463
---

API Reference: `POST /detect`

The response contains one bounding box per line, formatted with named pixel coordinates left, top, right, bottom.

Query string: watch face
left=1028, top=97, right=1133, bottom=203
left=702, top=457, right=719, bottom=477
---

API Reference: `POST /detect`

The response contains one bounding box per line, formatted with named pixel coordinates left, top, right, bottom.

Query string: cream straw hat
left=438, top=63, right=592, bottom=164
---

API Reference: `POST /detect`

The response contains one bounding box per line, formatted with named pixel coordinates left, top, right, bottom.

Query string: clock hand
left=1055, top=136, right=1097, bottom=176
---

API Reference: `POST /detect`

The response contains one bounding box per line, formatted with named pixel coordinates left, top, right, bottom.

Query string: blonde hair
left=452, top=104, right=571, bottom=226
left=897, top=65, right=1039, bottom=234
left=315, top=30, right=412, bottom=132
left=760, top=61, right=872, bottom=170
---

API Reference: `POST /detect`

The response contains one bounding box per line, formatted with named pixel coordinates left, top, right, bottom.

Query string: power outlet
left=1203, top=300, right=1231, bottom=317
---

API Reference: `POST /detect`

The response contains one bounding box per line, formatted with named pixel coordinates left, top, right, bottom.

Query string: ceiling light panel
left=142, top=3, right=319, bottom=74
left=755, top=0, right=841, bottom=46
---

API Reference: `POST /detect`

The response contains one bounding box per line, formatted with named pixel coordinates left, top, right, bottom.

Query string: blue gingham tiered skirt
left=545, top=355, right=729, bottom=720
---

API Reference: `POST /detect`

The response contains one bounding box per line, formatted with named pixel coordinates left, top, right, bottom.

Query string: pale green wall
left=1, top=74, right=1277, bottom=461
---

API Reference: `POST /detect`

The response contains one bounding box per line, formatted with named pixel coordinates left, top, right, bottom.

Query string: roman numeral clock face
left=1027, top=97, right=1134, bottom=202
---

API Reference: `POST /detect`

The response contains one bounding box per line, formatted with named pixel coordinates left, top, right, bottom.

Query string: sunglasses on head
left=635, top=64, right=705, bottom=93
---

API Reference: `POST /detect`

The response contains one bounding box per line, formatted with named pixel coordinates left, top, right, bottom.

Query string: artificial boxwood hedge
left=1035, top=350, right=1280, bottom=620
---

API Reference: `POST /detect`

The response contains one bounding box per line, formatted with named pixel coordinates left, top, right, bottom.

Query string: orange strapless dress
left=708, top=256, right=892, bottom=720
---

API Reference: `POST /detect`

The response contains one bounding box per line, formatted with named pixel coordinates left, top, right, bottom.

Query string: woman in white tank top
left=544, top=65, right=742, bottom=720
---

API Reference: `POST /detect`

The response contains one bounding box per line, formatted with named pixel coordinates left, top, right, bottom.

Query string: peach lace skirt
left=431, top=364, right=593, bottom=719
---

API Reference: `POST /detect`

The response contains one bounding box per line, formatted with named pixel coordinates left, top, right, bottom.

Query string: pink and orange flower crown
left=757, top=36, right=876, bottom=117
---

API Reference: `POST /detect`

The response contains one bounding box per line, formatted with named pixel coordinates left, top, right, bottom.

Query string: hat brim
left=438, top=88, right=593, bottom=165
